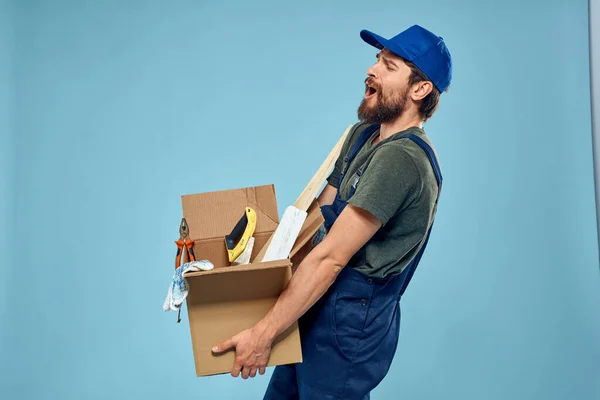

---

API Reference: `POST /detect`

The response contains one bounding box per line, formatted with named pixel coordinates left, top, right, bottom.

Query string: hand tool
left=225, top=207, right=257, bottom=264
left=175, top=217, right=196, bottom=269
left=253, top=125, right=352, bottom=262
left=174, top=217, right=196, bottom=322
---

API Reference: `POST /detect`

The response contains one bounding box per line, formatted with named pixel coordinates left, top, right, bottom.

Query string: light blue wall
left=590, top=0, right=600, bottom=250
left=2, top=0, right=599, bottom=399
left=0, top=0, right=15, bottom=385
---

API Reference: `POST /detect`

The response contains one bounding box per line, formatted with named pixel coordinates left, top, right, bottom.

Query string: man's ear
left=411, top=81, right=433, bottom=101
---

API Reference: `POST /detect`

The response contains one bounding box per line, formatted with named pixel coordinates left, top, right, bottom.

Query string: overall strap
left=395, top=134, right=442, bottom=296
left=320, top=124, right=379, bottom=231
left=338, top=124, right=380, bottom=187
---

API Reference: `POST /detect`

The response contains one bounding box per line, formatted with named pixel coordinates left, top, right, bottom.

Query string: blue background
left=2, top=0, right=600, bottom=399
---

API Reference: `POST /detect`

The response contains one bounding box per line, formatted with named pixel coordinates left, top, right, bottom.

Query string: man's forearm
left=258, top=247, right=343, bottom=340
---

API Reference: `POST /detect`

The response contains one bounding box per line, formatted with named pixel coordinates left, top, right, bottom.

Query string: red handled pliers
left=175, top=217, right=196, bottom=269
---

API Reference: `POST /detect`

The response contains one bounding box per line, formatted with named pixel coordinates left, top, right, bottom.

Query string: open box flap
left=288, top=199, right=324, bottom=259
left=181, top=184, right=280, bottom=241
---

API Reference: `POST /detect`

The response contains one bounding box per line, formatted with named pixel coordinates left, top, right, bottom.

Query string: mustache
left=364, top=77, right=381, bottom=91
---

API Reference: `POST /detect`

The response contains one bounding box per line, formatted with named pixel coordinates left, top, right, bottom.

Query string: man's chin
left=358, top=104, right=403, bottom=125
left=358, top=100, right=372, bottom=114
left=357, top=103, right=379, bottom=123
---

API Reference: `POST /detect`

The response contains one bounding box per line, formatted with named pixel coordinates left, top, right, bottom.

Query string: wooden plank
left=253, top=124, right=352, bottom=262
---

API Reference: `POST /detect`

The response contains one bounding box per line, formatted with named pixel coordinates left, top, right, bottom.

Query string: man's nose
left=366, top=63, right=378, bottom=79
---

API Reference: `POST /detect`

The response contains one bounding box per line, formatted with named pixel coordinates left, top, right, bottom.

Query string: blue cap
left=360, top=25, right=452, bottom=92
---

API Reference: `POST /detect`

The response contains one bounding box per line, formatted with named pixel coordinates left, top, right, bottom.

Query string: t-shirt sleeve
left=327, top=152, right=344, bottom=188
left=347, top=145, right=422, bottom=226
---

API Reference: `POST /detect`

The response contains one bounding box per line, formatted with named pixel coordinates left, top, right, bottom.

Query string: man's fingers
left=231, top=361, right=242, bottom=378
left=212, top=338, right=235, bottom=354
left=259, top=367, right=266, bottom=375
left=249, top=367, right=257, bottom=378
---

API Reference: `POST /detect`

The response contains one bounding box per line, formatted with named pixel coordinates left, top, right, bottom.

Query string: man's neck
left=379, top=110, right=423, bottom=140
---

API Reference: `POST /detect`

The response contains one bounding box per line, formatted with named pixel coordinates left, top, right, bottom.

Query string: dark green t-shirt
left=326, top=121, right=441, bottom=278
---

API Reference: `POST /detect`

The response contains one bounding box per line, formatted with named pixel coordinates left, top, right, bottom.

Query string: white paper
left=262, top=206, right=308, bottom=262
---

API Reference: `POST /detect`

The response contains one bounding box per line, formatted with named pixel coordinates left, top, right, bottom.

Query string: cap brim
left=360, top=30, right=388, bottom=50
left=360, top=29, right=411, bottom=62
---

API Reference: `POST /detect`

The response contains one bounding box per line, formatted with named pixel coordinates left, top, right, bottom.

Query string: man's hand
left=212, top=319, right=276, bottom=379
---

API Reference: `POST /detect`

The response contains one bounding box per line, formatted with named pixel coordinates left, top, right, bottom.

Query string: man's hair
left=404, top=59, right=447, bottom=122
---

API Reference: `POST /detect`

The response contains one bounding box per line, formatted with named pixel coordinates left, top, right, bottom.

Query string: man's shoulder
left=380, top=127, right=438, bottom=169
left=370, top=128, right=440, bottom=198
left=346, top=123, right=440, bottom=177
left=335, top=121, right=378, bottom=163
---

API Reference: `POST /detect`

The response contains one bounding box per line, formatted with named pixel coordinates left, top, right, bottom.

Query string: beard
left=357, top=81, right=409, bottom=124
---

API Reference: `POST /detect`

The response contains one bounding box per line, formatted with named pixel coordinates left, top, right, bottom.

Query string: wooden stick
left=293, top=124, right=352, bottom=211
left=252, top=124, right=352, bottom=263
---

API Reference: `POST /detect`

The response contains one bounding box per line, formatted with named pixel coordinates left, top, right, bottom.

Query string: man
left=212, top=24, right=452, bottom=399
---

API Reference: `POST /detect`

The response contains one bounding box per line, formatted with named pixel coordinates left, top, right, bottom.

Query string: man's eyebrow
left=376, top=51, right=399, bottom=68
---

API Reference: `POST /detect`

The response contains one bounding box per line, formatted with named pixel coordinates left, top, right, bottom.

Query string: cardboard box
left=180, top=184, right=324, bottom=377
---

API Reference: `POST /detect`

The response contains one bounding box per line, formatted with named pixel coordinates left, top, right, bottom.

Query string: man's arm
left=260, top=202, right=381, bottom=339
left=317, top=183, right=338, bottom=206
left=212, top=202, right=382, bottom=378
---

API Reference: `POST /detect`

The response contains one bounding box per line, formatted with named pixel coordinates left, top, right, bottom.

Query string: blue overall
left=264, top=125, right=443, bottom=400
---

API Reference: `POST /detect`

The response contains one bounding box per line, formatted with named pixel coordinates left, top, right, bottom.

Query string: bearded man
left=212, top=24, right=453, bottom=400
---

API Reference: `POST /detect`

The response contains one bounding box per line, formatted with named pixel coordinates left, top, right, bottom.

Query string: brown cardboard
left=253, top=125, right=351, bottom=262
left=180, top=184, right=324, bottom=377
left=289, top=199, right=324, bottom=260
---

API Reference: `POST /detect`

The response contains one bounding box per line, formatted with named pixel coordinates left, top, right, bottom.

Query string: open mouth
left=364, top=84, right=378, bottom=99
